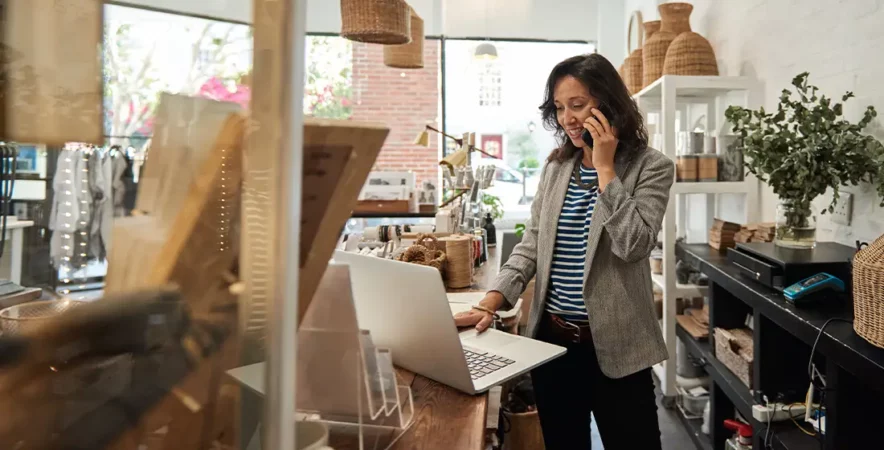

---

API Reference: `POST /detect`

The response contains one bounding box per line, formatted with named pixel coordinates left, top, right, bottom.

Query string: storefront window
left=443, top=39, right=594, bottom=220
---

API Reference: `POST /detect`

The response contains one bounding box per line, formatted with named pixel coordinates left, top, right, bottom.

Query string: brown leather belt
left=542, top=313, right=593, bottom=345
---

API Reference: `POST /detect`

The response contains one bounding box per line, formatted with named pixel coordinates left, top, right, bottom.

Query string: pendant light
left=473, top=0, right=498, bottom=60
left=474, top=42, right=498, bottom=59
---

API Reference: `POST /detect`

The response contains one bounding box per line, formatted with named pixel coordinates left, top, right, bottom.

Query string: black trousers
left=531, top=314, right=662, bottom=450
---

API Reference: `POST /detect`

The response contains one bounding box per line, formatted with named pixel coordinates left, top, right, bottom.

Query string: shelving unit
left=633, top=75, right=760, bottom=401
left=677, top=243, right=884, bottom=449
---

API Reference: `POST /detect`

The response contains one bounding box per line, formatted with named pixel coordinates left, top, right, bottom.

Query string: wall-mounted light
left=527, top=121, right=536, bottom=133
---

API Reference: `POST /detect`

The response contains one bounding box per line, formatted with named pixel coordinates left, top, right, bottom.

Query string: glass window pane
left=443, top=39, right=594, bottom=220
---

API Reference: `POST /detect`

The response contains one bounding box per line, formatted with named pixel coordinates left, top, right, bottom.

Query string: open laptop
left=333, top=250, right=566, bottom=395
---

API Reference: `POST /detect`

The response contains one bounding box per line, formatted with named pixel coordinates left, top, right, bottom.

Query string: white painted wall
left=594, top=0, right=626, bottom=68
left=117, top=0, right=599, bottom=40
left=622, top=0, right=884, bottom=246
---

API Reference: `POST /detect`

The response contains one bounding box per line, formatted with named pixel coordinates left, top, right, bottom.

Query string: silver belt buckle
left=562, top=319, right=582, bottom=343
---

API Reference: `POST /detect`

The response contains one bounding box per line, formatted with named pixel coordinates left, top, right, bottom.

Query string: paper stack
left=709, top=219, right=741, bottom=250
left=734, top=222, right=776, bottom=243
left=753, top=223, right=776, bottom=242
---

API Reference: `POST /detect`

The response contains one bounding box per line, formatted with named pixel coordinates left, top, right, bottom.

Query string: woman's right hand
left=453, top=291, right=506, bottom=333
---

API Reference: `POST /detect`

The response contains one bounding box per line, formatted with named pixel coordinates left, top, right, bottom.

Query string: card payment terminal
left=783, top=273, right=845, bottom=304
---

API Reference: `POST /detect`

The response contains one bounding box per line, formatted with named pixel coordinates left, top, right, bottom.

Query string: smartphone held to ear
left=581, top=105, right=615, bottom=147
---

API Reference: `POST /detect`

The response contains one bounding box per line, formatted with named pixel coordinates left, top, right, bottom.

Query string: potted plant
left=725, top=73, right=884, bottom=249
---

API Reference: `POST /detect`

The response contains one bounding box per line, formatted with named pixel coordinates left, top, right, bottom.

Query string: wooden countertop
left=387, top=247, right=499, bottom=450
left=228, top=248, right=501, bottom=449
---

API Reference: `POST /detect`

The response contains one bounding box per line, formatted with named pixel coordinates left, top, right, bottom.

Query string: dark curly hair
left=540, top=53, right=648, bottom=163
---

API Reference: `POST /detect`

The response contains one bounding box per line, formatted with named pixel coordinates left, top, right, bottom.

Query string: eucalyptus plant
left=725, top=72, right=884, bottom=234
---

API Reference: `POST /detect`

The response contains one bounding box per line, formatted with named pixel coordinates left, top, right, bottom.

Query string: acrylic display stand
left=227, top=263, right=414, bottom=450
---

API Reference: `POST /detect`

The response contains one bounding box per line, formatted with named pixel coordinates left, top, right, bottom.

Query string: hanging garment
left=99, top=152, right=115, bottom=258
left=112, top=152, right=127, bottom=217
left=87, top=149, right=112, bottom=260
left=49, top=149, right=92, bottom=268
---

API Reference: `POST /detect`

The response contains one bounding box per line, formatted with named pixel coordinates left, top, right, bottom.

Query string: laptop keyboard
left=463, top=348, right=516, bottom=380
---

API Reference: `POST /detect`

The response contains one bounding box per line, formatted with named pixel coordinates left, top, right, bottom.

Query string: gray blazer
left=491, top=146, right=674, bottom=379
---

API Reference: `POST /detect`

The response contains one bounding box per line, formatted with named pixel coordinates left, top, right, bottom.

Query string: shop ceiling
left=110, top=0, right=598, bottom=42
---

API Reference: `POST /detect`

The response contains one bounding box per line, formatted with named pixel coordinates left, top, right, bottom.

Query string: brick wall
left=350, top=40, right=441, bottom=187
left=622, top=0, right=884, bottom=245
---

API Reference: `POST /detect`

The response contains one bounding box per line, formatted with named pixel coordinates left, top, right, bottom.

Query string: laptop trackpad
left=461, top=330, right=521, bottom=349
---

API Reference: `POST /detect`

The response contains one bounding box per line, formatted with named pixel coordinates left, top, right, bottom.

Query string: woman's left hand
left=583, top=107, right=618, bottom=170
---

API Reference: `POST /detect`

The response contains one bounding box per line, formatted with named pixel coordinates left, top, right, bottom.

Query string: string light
left=58, top=143, right=94, bottom=299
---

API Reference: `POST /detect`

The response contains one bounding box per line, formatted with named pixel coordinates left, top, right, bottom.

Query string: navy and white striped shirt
left=545, top=164, right=599, bottom=324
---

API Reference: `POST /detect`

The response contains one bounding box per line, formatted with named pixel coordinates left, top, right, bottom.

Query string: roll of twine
left=439, top=235, right=473, bottom=288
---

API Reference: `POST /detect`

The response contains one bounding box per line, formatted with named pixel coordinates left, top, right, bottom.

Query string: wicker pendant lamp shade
left=384, top=7, right=425, bottom=68
left=642, top=3, right=692, bottom=87
left=341, top=0, right=410, bottom=45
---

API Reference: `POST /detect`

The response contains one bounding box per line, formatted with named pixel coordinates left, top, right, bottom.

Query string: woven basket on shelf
left=384, top=7, right=424, bottom=68
left=439, top=235, right=473, bottom=289
left=341, top=0, right=410, bottom=45
left=626, top=20, right=660, bottom=93
left=853, top=234, right=884, bottom=348
left=642, top=3, right=692, bottom=88
left=663, top=24, right=718, bottom=75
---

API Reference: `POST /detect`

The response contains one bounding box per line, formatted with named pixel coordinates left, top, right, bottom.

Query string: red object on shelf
left=724, top=419, right=753, bottom=446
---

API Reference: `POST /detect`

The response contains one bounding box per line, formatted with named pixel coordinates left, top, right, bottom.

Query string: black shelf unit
left=675, top=325, right=753, bottom=421
left=676, top=242, right=884, bottom=450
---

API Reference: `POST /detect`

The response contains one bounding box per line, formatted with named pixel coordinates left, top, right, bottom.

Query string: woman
left=455, top=53, right=673, bottom=449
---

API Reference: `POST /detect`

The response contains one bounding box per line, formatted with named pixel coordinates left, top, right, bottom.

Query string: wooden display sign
left=0, top=0, right=104, bottom=145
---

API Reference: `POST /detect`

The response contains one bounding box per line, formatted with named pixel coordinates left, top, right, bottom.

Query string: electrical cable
left=787, top=402, right=816, bottom=436
left=807, top=318, right=853, bottom=383
left=805, top=318, right=850, bottom=450
left=764, top=397, right=773, bottom=449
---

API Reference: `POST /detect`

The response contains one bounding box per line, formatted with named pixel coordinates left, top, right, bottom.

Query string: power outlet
left=831, top=193, right=853, bottom=226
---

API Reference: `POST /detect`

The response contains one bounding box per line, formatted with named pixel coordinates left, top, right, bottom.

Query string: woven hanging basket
left=853, top=234, right=884, bottom=348
left=663, top=31, right=719, bottom=76
left=642, top=3, right=692, bottom=88
left=384, top=7, right=425, bottom=68
left=341, top=0, right=410, bottom=45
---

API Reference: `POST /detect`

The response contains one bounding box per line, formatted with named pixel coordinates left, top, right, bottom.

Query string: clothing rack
left=49, top=143, right=133, bottom=299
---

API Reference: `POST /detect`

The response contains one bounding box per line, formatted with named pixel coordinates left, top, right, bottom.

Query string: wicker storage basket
left=642, top=3, right=692, bottom=88
left=341, top=0, right=410, bottom=45
left=714, top=327, right=754, bottom=388
left=384, top=7, right=424, bottom=68
left=853, top=234, right=884, bottom=348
